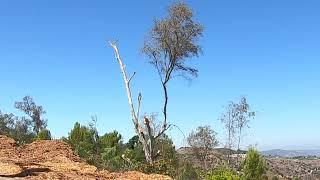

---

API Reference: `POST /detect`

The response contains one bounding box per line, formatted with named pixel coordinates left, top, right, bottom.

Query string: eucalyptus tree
left=235, top=96, right=255, bottom=151
left=220, top=96, right=255, bottom=164
left=15, top=96, right=47, bottom=134
left=109, top=2, right=203, bottom=164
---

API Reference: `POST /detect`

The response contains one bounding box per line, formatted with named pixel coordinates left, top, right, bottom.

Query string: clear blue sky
left=0, top=0, right=319, bottom=150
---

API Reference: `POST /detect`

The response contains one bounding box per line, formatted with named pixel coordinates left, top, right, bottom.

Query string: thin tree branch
left=109, top=41, right=155, bottom=164
left=109, top=41, right=138, bottom=125
left=128, top=72, right=136, bottom=83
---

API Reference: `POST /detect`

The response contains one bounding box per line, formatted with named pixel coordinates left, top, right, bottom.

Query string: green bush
left=65, top=122, right=130, bottom=171
left=65, top=122, right=180, bottom=175
left=207, top=166, right=240, bottom=180
left=129, top=135, right=178, bottom=177
left=124, top=135, right=146, bottom=164
left=242, top=148, right=267, bottom=180
left=175, top=163, right=200, bottom=180
left=65, top=122, right=99, bottom=165
left=100, top=131, right=127, bottom=171
left=34, top=129, right=52, bottom=140
left=271, top=176, right=278, bottom=180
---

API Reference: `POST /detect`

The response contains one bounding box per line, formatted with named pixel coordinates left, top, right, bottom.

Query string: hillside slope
left=177, top=147, right=320, bottom=179
left=0, top=135, right=171, bottom=180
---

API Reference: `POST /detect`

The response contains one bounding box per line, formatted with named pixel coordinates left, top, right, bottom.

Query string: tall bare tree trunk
left=228, top=128, right=231, bottom=165
left=109, top=42, right=155, bottom=165
left=237, top=128, right=242, bottom=151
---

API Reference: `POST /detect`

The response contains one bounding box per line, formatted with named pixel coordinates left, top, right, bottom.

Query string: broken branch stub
left=109, top=42, right=156, bottom=164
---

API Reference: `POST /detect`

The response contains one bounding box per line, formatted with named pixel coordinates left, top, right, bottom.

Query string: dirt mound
left=0, top=135, right=19, bottom=162
left=0, top=136, right=172, bottom=179
left=20, top=140, right=81, bottom=163
left=0, top=135, right=17, bottom=148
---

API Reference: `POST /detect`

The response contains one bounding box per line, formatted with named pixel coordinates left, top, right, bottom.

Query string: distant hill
left=262, top=149, right=320, bottom=157
left=177, top=147, right=320, bottom=178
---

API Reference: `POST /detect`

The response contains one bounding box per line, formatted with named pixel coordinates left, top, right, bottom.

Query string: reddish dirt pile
left=0, top=135, right=19, bottom=160
left=0, top=135, right=172, bottom=179
left=20, top=139, right=81, bottom=163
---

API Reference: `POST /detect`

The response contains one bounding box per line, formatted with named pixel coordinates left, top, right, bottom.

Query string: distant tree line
left=0, top=95, right=268, bottom=179
left=0, top=95, right=51, bottom=144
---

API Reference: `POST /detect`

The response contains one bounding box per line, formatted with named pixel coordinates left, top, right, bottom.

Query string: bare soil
left=0, top=135, right=172, bottom=180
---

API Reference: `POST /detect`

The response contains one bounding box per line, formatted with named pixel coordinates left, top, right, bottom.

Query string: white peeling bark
left=109, top=42, right=154, bottom=164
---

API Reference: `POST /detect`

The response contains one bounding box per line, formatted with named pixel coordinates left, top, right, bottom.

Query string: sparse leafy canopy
left=234, top=97, right=255, bottom=150
left=220, top=101, right=238, bottom=151
left=0, top=111, right=15, bottom=135
left=142, top=1, right=204, bottom=132
left=187, top=125, right=218, bottom=169
left=143, top=2, right=203, bottom=81
left=187, top=125, right=219, bottom=150
left=0, top=110, right=35, bottom=144
left=15, top=96, right=47, bottom=134
left=220, top=96, right=255, bottom=165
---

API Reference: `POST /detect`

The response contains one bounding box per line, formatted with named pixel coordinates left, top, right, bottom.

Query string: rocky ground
left=0, top=135, right=171, bottom=180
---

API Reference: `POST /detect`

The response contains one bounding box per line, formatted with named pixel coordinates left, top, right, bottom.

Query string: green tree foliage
left=152, top=135, right=178, bottom=176
left=15, top=96, right=47, bottom=134
left=10, top=118, right=35, bottom=144
left=34, top=129, right=52, bottom=140
left=175, top=163, right=200, bottom=180
left=124, top=134, right=178, bottom=177
left=100, top=130, right=122, bottom=148
left=1, top=97, right=49, bottom=145
left=155, top=135, right=177, bottom=164
left=242, top=148, right=267, bottom=180
left=66, top=122, right=97, bottom=163
left=65, top=122, right=127, bottom=171
left=124, top=135, right=145, bottom=164
left=100, top=131, right=126, bottom=171
left=0, top=111, right=35, bottom=144
left=0, top=111, right=15, bottom=135
left=207, top=166, right=240, bottom=180
left=65, top=122, right=179, bottom=174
